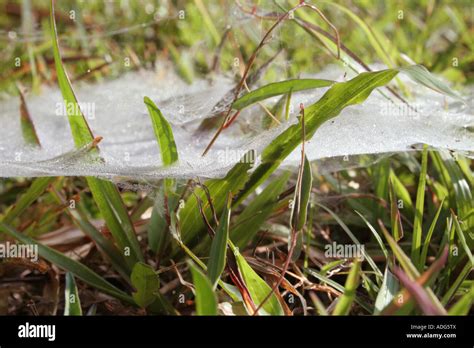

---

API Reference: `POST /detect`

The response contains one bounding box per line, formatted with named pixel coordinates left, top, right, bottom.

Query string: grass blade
left=232, top=79, right=334, bottom=110
left=319, top=204, right=383, bottom=279
left=2, top=177, right=55, bottom=225
left=333, top=260, right=361, bottom=315
left=232, top=246, right=284, bottom=315
left=17, top=84, right=41, bottom=147
left=144, top=97, right=179, bottom=254
left=448, top=283, right=474, bottom=315
left=419, top=200, right=444, bottom=268
left=412, top=144, right=428, bottom=270
left=231, top=172, right=290, bottom=248
left=207, top=193, right=231, bottom=288
left=178, top=152, right=253, bottom=250
left=452, top=212, right=474, bottom=265
left=50, top=0, right=94, bottom=148
left=399, top=65, right=464, bottom=102
left=290, top=156, right=312, bottom=231
left=374, top=267, right=399, bottom=315
left=64, top=273, right=82, bottom=316
left=50, top=0, right=143, bottom=266
left=131, top=262, right=159, bottom=308
left=0, top=222, right=133, bottom=304
left=144, top=96, right=178, bottom=166
left=388, top=177, right=403, bottom=241
left=189, top=261, right=218, bottom=315
left=392, top=266, right=447, bottom=315
left=237, top=69, right=399, bottom=204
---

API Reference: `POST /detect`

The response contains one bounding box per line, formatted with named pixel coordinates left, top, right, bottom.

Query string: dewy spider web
left=0, top=62, right=472, bottom=181
left=0, top=3, right=472, bottom=181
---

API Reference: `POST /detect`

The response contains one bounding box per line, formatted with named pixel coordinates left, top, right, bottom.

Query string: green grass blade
left=412, top=144, right=428, bottom=270
left=50, top=0, right=94, bottom=148
left=447, top=283, right=473, bottom=315
left=388, top=177, right=403, bottom=241
left=131, top=262, right=160, bottom=308
left=50, top=0, right=143, bottom=267
left=322, top=1, right=395, bottom=68
left=305, top=267, right=371, bottom=312
left=64, top=273, right=82, bottom=316
left=374, top=267, right=399, bottom=315
left=2, top=177, right=55, bottom=225
left=18, top=85, right=41, bottom=147
left=86, top=178, right=144, bottom=266
left=355, top=211, right=389, bottom=260
left=419, top=200, right=444, bottom=268
left=0, top=222, right=133, bottom=304
left=380, top=222, right=419, bottom=279
left=333, top=260, right=361, bottom=315
left=189, top=261, right=218, bottom=315
left=144, top=97, right=179, bottom=254
left=452, top=212, right=474, bottom=265
left=318, top=204, right=383, bottom=279
left=290, top=155, right=313, bottom=231
left=178, top=153, right=253, bottom=250
left=232, top=246, right=284, bottom=315
left=207, top=194, right=231, bottom=288
left=390, top=170, right=414, bottom=215
left=399, top=65, right=464, bottom=102
left=64, top=203, right=131, bottom=279
left=237, top=69, right=399, bottom=204
left=231, top=172, right=290, bottom=248
left=232, top=79, right=334, bottom=110
left=442, top=262, right=472, bottom=305
left=144, top=96, right=178, bottom=166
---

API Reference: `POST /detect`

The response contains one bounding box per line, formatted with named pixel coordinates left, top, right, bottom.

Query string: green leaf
left=232, top=79, right=334, bottom=110
left=333, top=260, right=361, bottom=315
left=178, top=153, right=253, bottom=251
left=64, top=273, right=82, bottom=316
left=86, top=178, right=144, bottom=267
left=290, top=155, right=312, bottom=231
left=305, top=267, right=371, bottom=312
left=50, top=0, right=94, bottom=148
left=379, top=223, right=447, bottom=314
left=452, top=212, right=474, bottom=265
left=144, top=96, right=178, bottom=166
left=50, top=0, right=143, bottom=267
left=374, top=267, right=399, bottom=315
left=390, top=170, right=414, bottom=215
left=419, top=200, right=444, bottom=268
left=431, top=151, right=473, bottom=251
left=18, top=85, right=41, bottom=147
left=399, top=65, right=464, bottom=102
left=412, top=144, right=428, bottom=270
left=232, top=246, right=284, bottom=315
left=231, top=172, right=290, bottom=248
left=2, top=177, right=55, bottom=225
left=207, top=194, right=231, bottom=288
left=63, top=201, right=131, bottom=279
left=318, top=204, right=383, bottom=279
left=189, top=261, right=218, bottom=315
left=237, top=69, right=399, bottom=204
left=131, top=262, right=160, bottom=308
left=355, top=211, right=389, bottom=260
left=322, top=0, right=395, bottom=69
left=388, top=177, right=403, bottom=241
left=448, top=283, right=474, bottom=315
left=0, top=222, right=133, bottom=304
